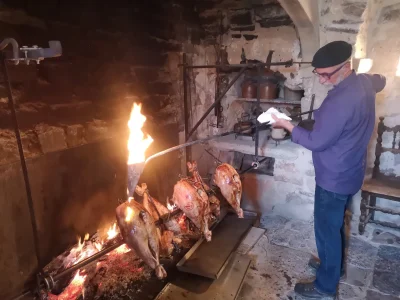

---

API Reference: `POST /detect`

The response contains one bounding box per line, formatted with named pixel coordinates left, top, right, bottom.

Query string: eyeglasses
left=312, top=62, right=348, bottom=80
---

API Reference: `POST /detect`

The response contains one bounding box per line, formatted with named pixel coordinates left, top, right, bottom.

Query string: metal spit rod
left=179, top=60, right=312, bottom=69
left=43, top=208, right=183, bottom=288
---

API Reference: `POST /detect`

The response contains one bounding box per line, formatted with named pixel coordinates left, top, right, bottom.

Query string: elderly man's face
left=314, top=62, right=350, bottom=86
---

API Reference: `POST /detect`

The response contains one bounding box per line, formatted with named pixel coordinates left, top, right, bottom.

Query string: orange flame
left=127, top=103, right=153, bottom=164
left=167, top=202, right=176, bottom=211
left=107, top=223, right=118, bottom=240
left=114, top=244, right=131, bottom=254
left=125, top=207, right=134, bottom=222
left=71, top=272, right=86, bottom=286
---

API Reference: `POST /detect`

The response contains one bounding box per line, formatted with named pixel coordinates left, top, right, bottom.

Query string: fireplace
left=0, top=0, right=317, bottom=298
left=5, top=0, right=400, bottom=299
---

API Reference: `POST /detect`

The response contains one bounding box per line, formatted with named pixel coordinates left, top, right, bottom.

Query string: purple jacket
left=292, top=71, right=386, bottom=195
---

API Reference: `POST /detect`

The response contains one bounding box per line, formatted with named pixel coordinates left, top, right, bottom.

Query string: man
left=272, top=40, right=386, bottom=299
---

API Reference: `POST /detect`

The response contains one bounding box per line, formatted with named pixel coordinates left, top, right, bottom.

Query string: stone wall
left=186, top=0, right=314, bottom=220
left=317, top=0, right=400, bottom=227
left=185, top=0, right=301, bottom=141
left=190, top=0, right=400, bottom=226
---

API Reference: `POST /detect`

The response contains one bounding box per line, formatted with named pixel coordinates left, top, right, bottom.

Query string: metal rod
left=8, top=289, right=32, bottom=300
left=308, top=94, right=315, bottom=120
left=145, top=130, right=237, bottom=165
left=1, top=54, right=42, bottom=267
left=254, top=65, right=262, bottom=162
left=52, top=238, right=124, bottom=282
left=182, top=53, right=192, bottom=162
left=186, top=67, right=247, bottom=140
left=48, top=208, right=183, bottom=284
left=204, top=149, right=223, bottom=164
left=0, top=38, right=20, bottom=62
left=178, top=60, right=312, bottom=69
left=291, top=109, right=316, bottom=119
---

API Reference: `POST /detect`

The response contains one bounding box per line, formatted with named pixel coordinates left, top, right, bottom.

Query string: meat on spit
left=135, top=183, right=180, bottom=256
left=135, top=183, right=181, bottom=235
left=116, top=200, right=167, bottom=279
left=214, top=163, right=243, bottom=218
left=172, top=179, right=212, bottom=242
left=187, top=161, right=220, bottom=218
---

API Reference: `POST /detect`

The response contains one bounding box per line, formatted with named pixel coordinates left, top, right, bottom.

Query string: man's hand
left=272, top=114, right=295, bottom=133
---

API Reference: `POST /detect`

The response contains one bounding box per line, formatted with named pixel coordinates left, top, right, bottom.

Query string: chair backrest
left=373, top=117, right=400, bottom=181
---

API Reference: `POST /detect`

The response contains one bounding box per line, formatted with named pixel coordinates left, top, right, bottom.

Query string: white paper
left=257, top=107, right=292, bottom=124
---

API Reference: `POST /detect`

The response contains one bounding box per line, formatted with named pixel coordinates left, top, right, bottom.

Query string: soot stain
left=283, top=272, right=292, bottom=286
left=261, top=273, right=272, bottom=279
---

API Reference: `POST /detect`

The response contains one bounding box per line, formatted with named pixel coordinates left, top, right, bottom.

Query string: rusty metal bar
left=182, top=53, right=192, bottom=162
left=43, top=207, right=184, bottom=289
left=186, top=67, right=247, bottom=140
left=1, top=54, right=42, bottom=268
left=254, top=65, right=262, bottom=162
left=178, top=60, right=312, bottom=69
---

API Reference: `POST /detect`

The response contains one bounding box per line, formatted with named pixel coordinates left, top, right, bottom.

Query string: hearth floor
left=238, top=213, right=400, bottom=300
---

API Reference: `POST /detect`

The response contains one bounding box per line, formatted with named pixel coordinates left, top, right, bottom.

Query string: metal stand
left=1, top=54, right=42, bottom=269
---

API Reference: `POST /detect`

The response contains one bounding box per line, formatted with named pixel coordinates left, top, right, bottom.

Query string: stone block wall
left=184, top=0, right=301, bottom=141
left=316, top=0, right=400, bottom=227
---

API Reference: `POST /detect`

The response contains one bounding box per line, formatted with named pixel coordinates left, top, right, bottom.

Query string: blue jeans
left=314, top=185, right=352, bottom=294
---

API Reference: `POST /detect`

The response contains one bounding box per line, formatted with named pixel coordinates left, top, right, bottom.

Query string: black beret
left=312, top=41, right=352, bottom=68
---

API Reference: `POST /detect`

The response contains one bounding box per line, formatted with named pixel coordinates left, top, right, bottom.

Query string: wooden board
left=155, top=252, right=251, bottom=300
left=176, top=213, right=255, bottom=279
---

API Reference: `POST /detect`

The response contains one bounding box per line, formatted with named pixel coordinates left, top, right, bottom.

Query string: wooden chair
left=359, top=116, right=400, bottom=234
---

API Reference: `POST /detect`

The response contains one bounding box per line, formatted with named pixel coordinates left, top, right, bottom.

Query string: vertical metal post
left=1, top=54, right=42, bottom=267
left=182, top=53, right=192, bottom=162
left=254, top=65, right=262, bottom=162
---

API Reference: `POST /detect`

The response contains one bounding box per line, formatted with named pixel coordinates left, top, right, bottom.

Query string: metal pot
left=271, top=128, right=286, bottom=139
left=241, top=79, right=257, bottom=98
left=259, top=81, right=278, bottom=100
left=284, top=86, right=303, bottom=101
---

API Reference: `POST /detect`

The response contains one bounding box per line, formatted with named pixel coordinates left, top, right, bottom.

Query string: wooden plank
left=236, top=226, right=266, bottom=255
left=155, top=252, right=251, bottom=300
left=176, top=207, right=228, bottom=269
left=177, top=213, right=255, bottom=279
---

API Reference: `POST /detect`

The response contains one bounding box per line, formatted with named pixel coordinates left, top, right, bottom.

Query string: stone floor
left=237, top=213, right=400, bottom=300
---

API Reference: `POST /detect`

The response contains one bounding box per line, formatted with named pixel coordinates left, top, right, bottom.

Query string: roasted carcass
left=136, top=183, right=181, bottom=235
left=187, top=161, right=220, bottom=218
left=116, top=200, right=167, bottom=279
left=172, top=179, right=212, bottom=241
left=135, top=183, right=180, bottom=256
left=214, top=163, right=243, bottom=218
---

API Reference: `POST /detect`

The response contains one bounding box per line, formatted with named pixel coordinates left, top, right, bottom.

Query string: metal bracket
left=251, top=161, right=260, bottom=169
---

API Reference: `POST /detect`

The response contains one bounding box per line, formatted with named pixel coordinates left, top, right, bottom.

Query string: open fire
left=43, top=100, right=242, bottom=299
left=45, top=102, right=159, bottom=299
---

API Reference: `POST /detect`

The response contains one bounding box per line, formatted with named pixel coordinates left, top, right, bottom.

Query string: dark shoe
left=294, top=282, right=336, bottom=299
left=308, top=257, right=345, bottom=279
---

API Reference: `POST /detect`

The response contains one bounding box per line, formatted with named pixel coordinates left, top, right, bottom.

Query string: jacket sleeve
left=291, top=108, right=348, bottom=152
left=367, top=74, right=386, bottom=93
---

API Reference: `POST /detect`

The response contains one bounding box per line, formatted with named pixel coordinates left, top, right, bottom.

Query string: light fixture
left=357, top=58, right=373, bottom=73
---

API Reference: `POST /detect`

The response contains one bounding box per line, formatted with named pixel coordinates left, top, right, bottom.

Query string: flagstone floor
left=238, top=213, right=400, bottom=300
